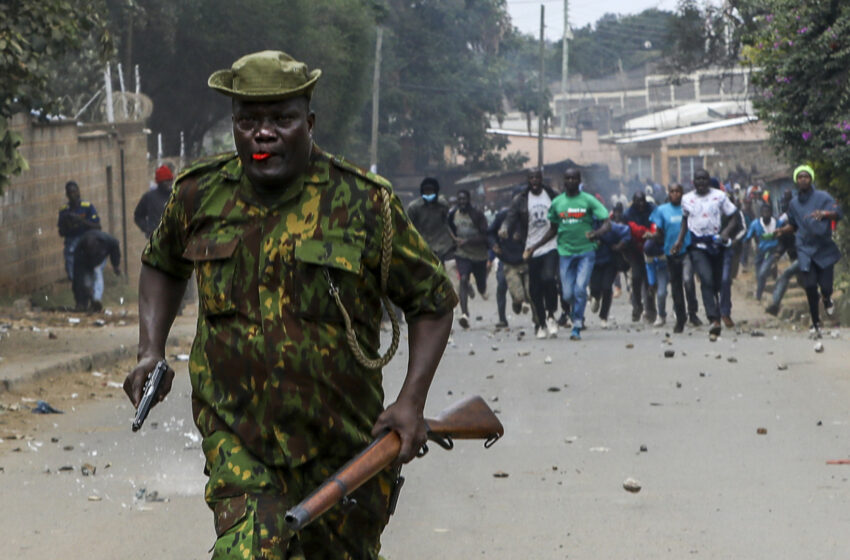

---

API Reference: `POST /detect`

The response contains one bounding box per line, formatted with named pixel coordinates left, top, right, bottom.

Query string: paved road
left=1, top=290, right=849, bottom=559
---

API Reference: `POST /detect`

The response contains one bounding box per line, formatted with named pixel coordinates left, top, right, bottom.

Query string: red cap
left=155, top=165, right=174, bottom=183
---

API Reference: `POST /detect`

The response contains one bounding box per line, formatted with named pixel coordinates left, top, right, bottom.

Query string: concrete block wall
left=0, top=114, right=151, bottom=298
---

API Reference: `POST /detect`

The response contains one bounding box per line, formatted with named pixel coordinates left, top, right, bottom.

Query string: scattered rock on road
left=493, top=471, right=509, bottom=478
left=814, top=342, right=825, bottom=353
left=757, top=427, right=768, bottom=435
left=623, top=477, right=642, bottom=493
left=777, top=363, right=788, bottom=371
left=664, top=350, right=675, bottom=358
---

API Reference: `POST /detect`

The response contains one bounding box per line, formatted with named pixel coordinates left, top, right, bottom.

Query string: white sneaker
left=547, top=317, right=559, bottom=338
left=479, top=290, right=489, bottom=301
left=653, top=316, right=665, bottom=327
left=599, top=319, right=608, bottom=329
left=824, top=297, right=835, bottom=316
left=536, top=326, right=548, bottom=339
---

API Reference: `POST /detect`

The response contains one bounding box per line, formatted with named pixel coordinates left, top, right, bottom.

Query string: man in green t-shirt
left=525, top=168, right=609, bottom=340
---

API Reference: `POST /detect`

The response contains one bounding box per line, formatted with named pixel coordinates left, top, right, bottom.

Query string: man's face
left=66, top=184, right=81, bottom=206
left=760, top=205, right=772, bottom=220
left=633, top=193, right=647, bottom=212
left=669, top=185, right=683, bottom=206
left=563, top=169, right=581, bottom=194
left=457, top=191, right=470, bottom=210
left=796, top=171, right=813, bottom=191
left=694, top=171, right=711, bottom=195
left=528, top=171, right=543, bottom=194
left=232, top=97, right=315, bottom=192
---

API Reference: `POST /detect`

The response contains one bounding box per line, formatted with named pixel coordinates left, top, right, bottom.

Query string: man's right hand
left=670, top=242, right=681, bottom=256
left=498, top=228, right=509, bottom=240
left=124, top=355, right=175, bottom=409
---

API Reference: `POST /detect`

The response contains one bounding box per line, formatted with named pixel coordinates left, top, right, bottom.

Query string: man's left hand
left=113, top=266, right=121, bottom=276
left=371, top=399, right=428, bottom=464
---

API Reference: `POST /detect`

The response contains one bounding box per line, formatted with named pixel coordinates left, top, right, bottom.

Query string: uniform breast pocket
left=292, top=236, right=365, bottom=323
left=183, top=236, right=240, bottom=316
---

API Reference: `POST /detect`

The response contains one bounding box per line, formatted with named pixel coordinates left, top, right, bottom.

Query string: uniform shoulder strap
left=329, top=155, right=393, bottom=192
left=325, top=153, right=399, bottom=370
left=174, top=152, right=239, bottom=220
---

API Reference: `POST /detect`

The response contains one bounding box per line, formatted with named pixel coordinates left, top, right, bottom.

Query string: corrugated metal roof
left=615, top=116, right=758, bottom=144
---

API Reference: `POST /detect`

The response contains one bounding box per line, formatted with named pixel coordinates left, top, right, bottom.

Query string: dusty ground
left=1, top=267, right=847, bottom=559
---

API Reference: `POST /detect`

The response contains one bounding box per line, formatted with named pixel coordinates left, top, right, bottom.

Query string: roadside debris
left=81, top=463, right=96, bottom=476
left=493, top=471, right=509, bottom=478
left=664, top=350, right=675, bottom=358
left=31, top=400, right=63, bottom=414
left=756, top=427, right=767, bottom=435
left=623, top=477, right=642, bottom=493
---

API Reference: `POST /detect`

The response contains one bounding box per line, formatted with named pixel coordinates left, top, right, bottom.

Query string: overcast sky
left=507, top=0, right=687, bottom=40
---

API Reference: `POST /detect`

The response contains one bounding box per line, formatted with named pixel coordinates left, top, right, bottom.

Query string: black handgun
left=132, top=360, right=168, bottom=432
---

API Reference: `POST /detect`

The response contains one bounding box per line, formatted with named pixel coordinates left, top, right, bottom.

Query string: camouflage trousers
left=502, top=262, right=530, bottom=307
left=203, top=430, right=393, bottom=559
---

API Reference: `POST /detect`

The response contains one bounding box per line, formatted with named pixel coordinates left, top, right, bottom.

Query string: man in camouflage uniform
left=123, top=51, right=457, bottom=559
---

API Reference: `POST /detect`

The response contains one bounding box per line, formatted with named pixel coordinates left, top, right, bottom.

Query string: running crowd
left=407, top=165, right=842, bottom=341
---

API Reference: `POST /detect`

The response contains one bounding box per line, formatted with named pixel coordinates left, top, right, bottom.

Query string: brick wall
left=0, top=114, right=151, bottom=298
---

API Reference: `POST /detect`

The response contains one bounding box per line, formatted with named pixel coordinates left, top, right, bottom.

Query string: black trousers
left=528, top=249, right=559, bottom=329
left=803, top=262, right=834, bottom=326
left=589, top=261, right=618, bottom=320
left=667, top=253, right=688, bottom=327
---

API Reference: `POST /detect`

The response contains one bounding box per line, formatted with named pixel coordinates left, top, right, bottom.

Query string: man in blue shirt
left=775, top=165, right=843, bottom=337
left=649, top=184, right=700, bottom=333
left=744, top=203, right=781, bottom=302
left=57, top=180, right=102, bottom=283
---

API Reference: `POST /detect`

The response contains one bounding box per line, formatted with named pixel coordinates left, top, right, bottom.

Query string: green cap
left=208, top=50, right=321, bottom=101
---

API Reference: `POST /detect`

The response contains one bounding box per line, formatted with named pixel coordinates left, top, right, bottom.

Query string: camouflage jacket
left=142, top=146, right=457, bottom=468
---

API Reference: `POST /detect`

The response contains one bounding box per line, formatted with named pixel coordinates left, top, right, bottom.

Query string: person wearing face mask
left=407, top=177, right=456, bottom=263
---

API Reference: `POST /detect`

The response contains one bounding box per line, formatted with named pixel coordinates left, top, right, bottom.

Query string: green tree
left=570, top=10, right=677, bottom=79
left=0, top=0, right=112, bottom=193
left=737, top=0, right=850, bottom=273
left=373, top=0, right=511, bottom=172
left=115, top=0, right=375, bottom=159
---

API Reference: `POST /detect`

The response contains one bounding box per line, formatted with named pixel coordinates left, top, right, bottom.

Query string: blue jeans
left=63, top=236, right=81, bottom=281
left=559, top=251, right=596, bottom=329
left=689, top=247, right=724, bottom=322
left=754, top=249, right=778, bottom=301
left=772, top=260, right=801, bottom=307
left=646, top=256, right=669, bottom=318
left=720, top=247, right=733, bottom=318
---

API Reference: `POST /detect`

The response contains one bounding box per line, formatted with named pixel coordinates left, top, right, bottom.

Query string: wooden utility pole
left=538, top=5, right=545, bottom=169
left=560, top=0, right=569, bottom=135
left=369, top=26, right=384, bottom=174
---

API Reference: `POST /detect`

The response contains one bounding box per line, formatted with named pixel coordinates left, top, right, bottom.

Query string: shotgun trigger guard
left=427, top=431, right=454, bottom=450
left=340, top=496, right=358, bottom=513
left=484, top=434, right=501, bottom=449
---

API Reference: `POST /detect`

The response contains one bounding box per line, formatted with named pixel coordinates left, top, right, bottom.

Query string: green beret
left=208, top=50, right=321, bottom=101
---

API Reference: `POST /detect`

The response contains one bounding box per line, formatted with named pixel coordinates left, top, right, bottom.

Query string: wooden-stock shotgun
left=284, top=394, right=504, bottom=531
